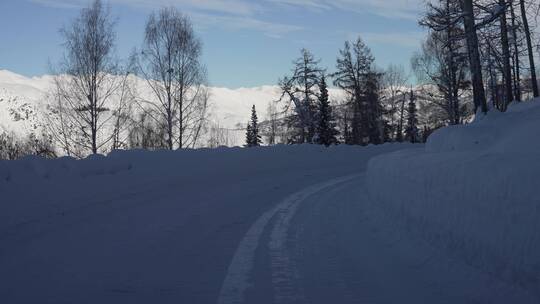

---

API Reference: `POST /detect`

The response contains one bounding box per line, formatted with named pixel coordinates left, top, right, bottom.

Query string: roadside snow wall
left=367, top=100, right=540, bottom=294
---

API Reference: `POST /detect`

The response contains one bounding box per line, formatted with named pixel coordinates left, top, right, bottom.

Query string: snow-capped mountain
left=0, top=69, right=272, bottom=135
left=0, top=72, right=51, bottom=137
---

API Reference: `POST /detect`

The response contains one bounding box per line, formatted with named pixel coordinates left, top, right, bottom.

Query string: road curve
left=218, top=175, right=537, bottom=304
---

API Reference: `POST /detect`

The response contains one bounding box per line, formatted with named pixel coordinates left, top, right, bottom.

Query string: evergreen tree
left=245, top=121, right=253, bottom=147
left=278, top=49, right=324, bottom=144
left=245, top=105, right=262, bottom=147
left=365, top=71, right=384, bottom=145
left=333, top=37, right=383, bottom=146
left=315, top=75, right=339, bottom=146
left=405, top=90, right=419, bottom=143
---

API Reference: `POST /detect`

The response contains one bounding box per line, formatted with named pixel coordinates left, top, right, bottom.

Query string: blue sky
left=0, top=0, right=426, bottom=88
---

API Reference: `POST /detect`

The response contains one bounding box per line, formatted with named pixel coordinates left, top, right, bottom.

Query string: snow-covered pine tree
left=315, top=75, right=339, bottom=146
left=405, top=90, right=419, bottom=143
left=245, top=105, right=262, bottom=147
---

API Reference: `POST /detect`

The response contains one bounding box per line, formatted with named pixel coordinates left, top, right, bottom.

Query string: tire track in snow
left=218, top=175, right=361, bottom=304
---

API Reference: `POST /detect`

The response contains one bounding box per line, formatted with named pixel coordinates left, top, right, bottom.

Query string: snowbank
left=366, top=99, right=540, bottom=293
left=0, top=144, right=403, bottom=187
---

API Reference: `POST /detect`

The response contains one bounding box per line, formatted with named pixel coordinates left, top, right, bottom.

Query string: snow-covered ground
left=367, top=98, right=540, bottom=298
left=1, top=99, right=540, bottom=303
left=0, top=144, right=407, bottom=303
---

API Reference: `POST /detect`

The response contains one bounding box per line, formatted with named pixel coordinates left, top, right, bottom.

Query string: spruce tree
left=245, top=105, right=262, bottom=147
left=405, top=90, right=419, bottom=143
left=315, top=75, right=339, bottom=146
left=245, top=121, right=253, bottom=147
left=365, top=71, right=384, bottom=145
left=333, top=37, right=383, bottom=146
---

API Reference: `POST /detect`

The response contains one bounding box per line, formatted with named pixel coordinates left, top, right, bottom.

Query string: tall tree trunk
left=90, top=90, right=98, bottom=154
left=461, top=0, right=488, bottom=113
left=510, top=1, right=521, bottom=102
left=488, top=50, right=499, bottom=109
left=166, top=90, right=174, bottom=150
left=178, top=88, right=184, bottom=149
left=520, top=0, right=539, bottom=97
left=397, top=95, right=406, bottom=142
left=500, top=0, right=514, bottom=110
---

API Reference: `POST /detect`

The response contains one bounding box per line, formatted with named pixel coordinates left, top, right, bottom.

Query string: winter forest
left=2, top=0, right=540, bottom=303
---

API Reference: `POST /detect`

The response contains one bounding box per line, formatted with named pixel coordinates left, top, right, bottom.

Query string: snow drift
left=366, top=99, right=540, bottom=294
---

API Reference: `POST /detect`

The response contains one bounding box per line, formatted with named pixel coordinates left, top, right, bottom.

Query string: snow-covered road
left=0, top=145, right=537, bottom=303
left=219, top=174, right=537, bottom=304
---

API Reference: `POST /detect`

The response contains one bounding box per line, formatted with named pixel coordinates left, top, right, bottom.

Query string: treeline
left=0, top=132, right=56, bottom=160
left=246, top=0, right=540, bottom=148
left=416, top=0, right=539, bottom=116
left=247, top=44, right=423, bottom=147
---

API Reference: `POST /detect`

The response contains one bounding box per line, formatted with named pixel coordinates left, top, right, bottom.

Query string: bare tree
left=128, top=110, right=168, bottom=150
left=509, top=1, right=522, bottom=102
left=498, top=0, right=514, bottom=109
left=265, top=101, right=280, bottom=145
left=418, top=0, right=471, bottom=125
left=50, top=0, right=130, bottom=156
left=135, top=7, right=208, bottom=150
left=520, top=0, right=539, bottom=97
left=110, top=74, right=136, bottom=151
left=461, top=0, right=488, bottom=113
left=207, top=121, right=235, bottom=148
left=381, top=64, right=409, bottom=139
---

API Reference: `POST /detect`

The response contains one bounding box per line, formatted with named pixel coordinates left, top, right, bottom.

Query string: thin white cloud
left=28, top=0, right=424, bottom=39
left=29, top=0, right=259, bottom=15
left=29, top=0, right=86, bottom=9
left=268, top=0, right=423, bottom=20
left=30, top=0, right=424, bottom=19
left=29, top=0, right=301, bottom=38
left=191, top=13, right=304, bottom=38
left=265, top=0, right=332, bottom=11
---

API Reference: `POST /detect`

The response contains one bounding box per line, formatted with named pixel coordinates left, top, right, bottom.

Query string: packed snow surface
left=1, top=100, right=540, bottom=303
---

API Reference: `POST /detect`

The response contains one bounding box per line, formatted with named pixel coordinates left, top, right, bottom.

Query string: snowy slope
left=0, top=71, right=51, bottom=136
left=366, top=98, right=540, bottom=296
